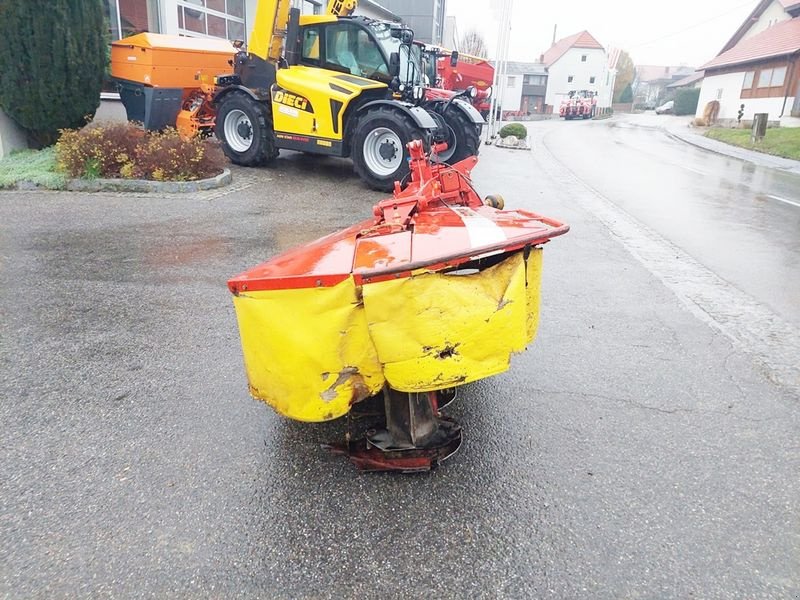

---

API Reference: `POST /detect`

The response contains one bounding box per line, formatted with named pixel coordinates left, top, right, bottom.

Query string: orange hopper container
left=110, top=33, right=235, bottom=129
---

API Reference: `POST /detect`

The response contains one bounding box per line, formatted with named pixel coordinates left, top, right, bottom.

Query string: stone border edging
left=64, top=168, right=232, bottom=193
left=665, top=130, right=800, bottom=175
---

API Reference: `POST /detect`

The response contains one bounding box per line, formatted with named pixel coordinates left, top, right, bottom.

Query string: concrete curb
left=63, top=169, right=232, bottom=193
left=665, top=129, right=800, bottom=175
left=493, top=142, right=532, bottom=151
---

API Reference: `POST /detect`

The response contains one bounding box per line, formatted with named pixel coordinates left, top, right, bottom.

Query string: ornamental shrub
left=133, top=128, right=224, bottom=181
left=56, top=122, right=144, bottom=179
left=0, top=0, right=107, bottom=147
left=55, top=123, right=224, bottom=181
left=498, top=123, right=528, bottom=140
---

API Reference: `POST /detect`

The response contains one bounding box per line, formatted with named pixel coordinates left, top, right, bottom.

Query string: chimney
left=552, top=24, right=557, bottom=46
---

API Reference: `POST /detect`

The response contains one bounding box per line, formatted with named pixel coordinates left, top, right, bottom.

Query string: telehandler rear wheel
left=215, top=93, right=277, bottom=167
left=352, top=107, right=428, bottom=192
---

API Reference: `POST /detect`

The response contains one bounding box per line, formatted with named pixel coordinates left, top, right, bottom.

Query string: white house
left=494, top=62, right=548, bottom=115
left=696, top=0, right=800, bottom=126
left=541, top=30, right=610, bottom=112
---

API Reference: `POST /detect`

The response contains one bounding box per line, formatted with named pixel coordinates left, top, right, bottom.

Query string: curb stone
left=63, top=168, right=232, bottom=193
left=665, top=129, right=800, bottom=175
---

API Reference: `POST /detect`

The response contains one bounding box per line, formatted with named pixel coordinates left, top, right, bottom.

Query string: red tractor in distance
left=559, top=90, right=597, bottom=120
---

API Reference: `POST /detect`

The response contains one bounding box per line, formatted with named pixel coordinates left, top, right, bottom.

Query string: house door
left=792, top=80, right=800, bottom=117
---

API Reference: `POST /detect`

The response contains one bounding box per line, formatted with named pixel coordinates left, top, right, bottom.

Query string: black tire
left=436, top=106, right=481, bottom=164
left=215, top=92, right=277, bottom=167
left=351, top=107, right=429, bottom=192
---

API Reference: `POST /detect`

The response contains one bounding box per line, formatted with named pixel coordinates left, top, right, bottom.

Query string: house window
left=302, top=0, right=322, bottom=14
left=507, top=76, right=516, bottom=87
left=106, top=0, right=160, bottom=40
left=177, top=0, right=246, bottom=41
left=756, top=66, right=787, bottom=88
left=567, top=75, right=574, bottom=83
left=717, top=88, right=723, bottom=100
left=742, top=65, right=789, bottom=99
left=770, top=66, right=787, bottom=87
left=581, top=55, right=587, bottom=62
left=589, top=76, right=596, bottom=84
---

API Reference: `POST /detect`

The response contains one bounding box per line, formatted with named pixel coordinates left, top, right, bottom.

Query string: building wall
left=498, top=74, right=523, bottom=111
left=378, top=0, right=445, bottom=44
left=695, top=70, right=796, bottom=123
left=0, top=109, right=28, bottom=158
left=698, top=62, right=799, bottom=125
left=545, top=47, right=607, bottom=108
left=740, top=0, right=792, bottom=41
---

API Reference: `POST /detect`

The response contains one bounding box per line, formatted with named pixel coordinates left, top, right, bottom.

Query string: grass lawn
left=705, top=127, right=800, bottom=161
left=0, top=147, right=66, bottom=190
left=0, top=148, right=66, bottom=190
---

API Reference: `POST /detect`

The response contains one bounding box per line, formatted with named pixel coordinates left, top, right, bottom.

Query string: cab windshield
left=368, top=22, right=422, bottom=86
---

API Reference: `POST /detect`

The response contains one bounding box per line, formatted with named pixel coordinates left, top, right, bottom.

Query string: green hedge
left=674, top=88, right=701, bottom=116
left=0, top=0, right=107, bottom=146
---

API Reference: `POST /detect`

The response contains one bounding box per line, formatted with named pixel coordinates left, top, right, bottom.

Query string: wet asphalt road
left=1, top=119, right=799, bottom=598
left=544, top=114, right=800, bottom=328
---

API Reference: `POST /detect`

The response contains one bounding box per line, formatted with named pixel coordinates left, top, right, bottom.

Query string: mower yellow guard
left=231, top=249, right=543, bottom=422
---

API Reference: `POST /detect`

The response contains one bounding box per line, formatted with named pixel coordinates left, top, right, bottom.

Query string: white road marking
left=766, top=194, right=800, bottom=209
left=683, top=166, right=707, bottom=176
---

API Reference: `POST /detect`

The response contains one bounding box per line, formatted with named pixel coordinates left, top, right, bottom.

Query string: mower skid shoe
left=325, top=418, right=462, bottom=473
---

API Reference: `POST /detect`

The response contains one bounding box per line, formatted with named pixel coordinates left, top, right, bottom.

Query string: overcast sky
left=447, top=0, right=758, bottom=67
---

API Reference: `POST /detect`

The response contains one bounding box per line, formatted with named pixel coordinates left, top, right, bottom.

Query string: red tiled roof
left=542, top=31, right=604, bottom=66
left=701, top=17, right=800, bottom=70
left=666, top=71, right=705, bottom=88
left=636, top=64, right=696, bottom=83
left=720, top=0, right=800, bottom=55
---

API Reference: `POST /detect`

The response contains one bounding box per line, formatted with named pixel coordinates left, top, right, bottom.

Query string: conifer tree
left=0, top=0, right=106, bottom=146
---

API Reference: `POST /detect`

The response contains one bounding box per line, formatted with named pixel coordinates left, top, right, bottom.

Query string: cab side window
left=301, top=26, right=320, bottom=65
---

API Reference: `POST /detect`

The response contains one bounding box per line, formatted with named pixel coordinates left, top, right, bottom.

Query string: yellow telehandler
left=113, top=0, right=481, bottom=190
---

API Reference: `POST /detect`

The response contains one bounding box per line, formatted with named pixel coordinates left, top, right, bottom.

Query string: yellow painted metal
left=232, top=250, right=543, bottom=422
left=248, top=0, right=292, bottom=61
left=326, top=0, right=358, bottom=16
left=273, top=65, right=386, bottom=140
left=232, top=278, right=384, bottom=422
left=298, top=15, right=338, bottom=26
left=362, top=250, right=543, bottom=392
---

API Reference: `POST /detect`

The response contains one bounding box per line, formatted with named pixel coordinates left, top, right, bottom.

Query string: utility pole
left=485, top=0, right=513, bottom=144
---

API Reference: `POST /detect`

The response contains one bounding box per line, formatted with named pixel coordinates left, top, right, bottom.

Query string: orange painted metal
left=227, top=141, right=570, bottom=295
left=110, top=33, right=235, bottom=89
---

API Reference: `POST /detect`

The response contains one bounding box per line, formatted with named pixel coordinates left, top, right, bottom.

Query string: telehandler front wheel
left=435, top=107, right=481, bottom=164
left=215, top=93, right=277, bottom=167
left=352, top=107, right=428, bottom=192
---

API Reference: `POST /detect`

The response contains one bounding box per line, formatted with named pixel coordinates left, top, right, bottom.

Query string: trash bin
left=752, top=113, right=768, bottom=142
